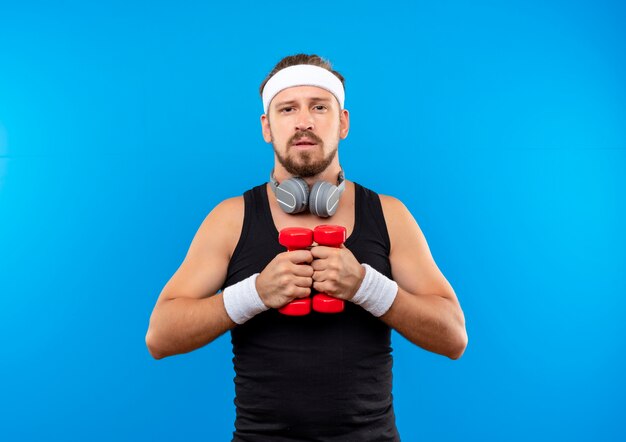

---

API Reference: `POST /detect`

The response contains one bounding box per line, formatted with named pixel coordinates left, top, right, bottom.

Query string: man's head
left=260, top=54, right=350, bottom=178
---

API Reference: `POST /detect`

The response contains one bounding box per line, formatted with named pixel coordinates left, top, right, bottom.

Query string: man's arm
left=310, top=195, right=467, bottom=360
left=379, top=195, right=467, bottom=359
left=145, top=198, right=243, bottom=359
left=146, top=197, right=316, bottom=359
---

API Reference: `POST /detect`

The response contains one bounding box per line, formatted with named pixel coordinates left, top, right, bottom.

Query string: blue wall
left=1, top=1, right=624, bottom=440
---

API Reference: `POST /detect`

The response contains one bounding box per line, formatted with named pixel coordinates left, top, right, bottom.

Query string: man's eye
left=313, top=105, right=327, bottom=111
left=281, top=107, right=294, bottom=113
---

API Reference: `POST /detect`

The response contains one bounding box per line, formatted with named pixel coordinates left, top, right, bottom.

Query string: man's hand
left=256, top=250, right=314, bottom=309
left=310, top=245, right=365, bottom=301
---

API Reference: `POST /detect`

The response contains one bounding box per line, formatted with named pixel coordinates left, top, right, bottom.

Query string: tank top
left=222, top=182, right=400, bottom=442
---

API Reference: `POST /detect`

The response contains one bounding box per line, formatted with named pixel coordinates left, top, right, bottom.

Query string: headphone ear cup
left=275, top=177, right=309, bottom=214
left=309, top=181, right=341, bottom=218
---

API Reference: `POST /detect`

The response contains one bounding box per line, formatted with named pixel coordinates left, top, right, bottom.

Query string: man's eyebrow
left=274, top=100, right=298, bottom=108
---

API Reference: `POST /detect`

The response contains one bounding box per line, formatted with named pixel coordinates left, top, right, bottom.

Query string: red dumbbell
left=278, top=227, right=314, bottom=316
left=312, top=225, right=346, bottom=314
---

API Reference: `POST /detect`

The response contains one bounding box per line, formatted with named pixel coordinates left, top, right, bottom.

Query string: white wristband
left=351, top=264, right=398, bottom=317
left=222, top=274, right=268, bottom=324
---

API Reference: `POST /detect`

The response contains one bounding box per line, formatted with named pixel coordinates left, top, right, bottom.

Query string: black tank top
left=223, top=182, right=400, bottom=441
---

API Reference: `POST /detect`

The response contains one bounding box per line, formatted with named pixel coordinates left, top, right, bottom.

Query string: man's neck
left=272, top=159, right=343, bottom=186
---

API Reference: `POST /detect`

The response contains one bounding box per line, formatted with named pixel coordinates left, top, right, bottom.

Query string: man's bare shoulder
left=191, top=196, right=245, bottom=259
left=378, top=194, right=413, bottom=222
left=211, top=195, right=243, bottom=212
left=202, top=196, right=244, bottom=225
left=377, top=194, right=425, bottom=250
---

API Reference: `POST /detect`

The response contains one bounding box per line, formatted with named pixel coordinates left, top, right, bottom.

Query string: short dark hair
left=259, top=54, right=345, bottom=96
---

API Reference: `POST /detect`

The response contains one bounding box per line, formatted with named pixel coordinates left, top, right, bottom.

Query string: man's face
left=261, top=86, right=349, bottom=178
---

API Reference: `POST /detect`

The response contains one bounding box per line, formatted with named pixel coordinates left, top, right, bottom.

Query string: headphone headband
left=269, top=170, right=345, bottom=193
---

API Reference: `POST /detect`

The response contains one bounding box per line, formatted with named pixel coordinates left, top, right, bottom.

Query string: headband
left=262, top=64, right=345, bottom=114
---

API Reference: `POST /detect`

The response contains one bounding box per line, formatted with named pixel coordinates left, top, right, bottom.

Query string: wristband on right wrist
left=351, top=264, right=398, bottom=317
left=222, top=273, right=268, bottom=324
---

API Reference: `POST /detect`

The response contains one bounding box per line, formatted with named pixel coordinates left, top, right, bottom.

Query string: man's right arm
left=145, top=196, right=315, bottom=360
left=145, top=197, right=243, bottom=359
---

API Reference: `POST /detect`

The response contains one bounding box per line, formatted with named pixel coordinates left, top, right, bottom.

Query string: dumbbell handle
left=278, top=227, right=313, bottom=316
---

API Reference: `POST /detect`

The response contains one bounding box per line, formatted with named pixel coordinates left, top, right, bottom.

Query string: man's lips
left=292, top=138, right=317, bottom=146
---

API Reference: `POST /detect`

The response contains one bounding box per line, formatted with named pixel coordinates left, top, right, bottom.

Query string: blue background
left=1, top=0, right=625, bottom=440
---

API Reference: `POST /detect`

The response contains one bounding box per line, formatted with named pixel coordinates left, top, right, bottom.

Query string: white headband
left=262, top=64, right=345, bottom=114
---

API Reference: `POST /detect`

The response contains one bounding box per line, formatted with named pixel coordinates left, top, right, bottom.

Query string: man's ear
left=340, top=109, right=350, bottom=139
left=261, top=114, right=272, bottom=143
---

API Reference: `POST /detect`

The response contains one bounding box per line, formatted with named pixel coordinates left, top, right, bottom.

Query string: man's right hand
left=256, top=250, right=314, bottom=309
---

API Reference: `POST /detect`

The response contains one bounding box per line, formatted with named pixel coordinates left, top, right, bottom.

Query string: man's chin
left=284, top=161, right=327, bottom=178
left=286, top=167, right=323, bottom=178
left=276, top=146, right=337, bottom=177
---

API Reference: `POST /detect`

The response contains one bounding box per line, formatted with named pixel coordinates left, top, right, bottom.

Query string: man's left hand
left=310, top=245, right=365, bottom=301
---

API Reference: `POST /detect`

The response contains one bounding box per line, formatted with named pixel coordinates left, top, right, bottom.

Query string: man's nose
left=295, top=109, right=314, bottom=131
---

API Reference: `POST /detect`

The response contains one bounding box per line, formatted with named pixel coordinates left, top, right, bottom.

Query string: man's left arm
left=310, top=195, right=467, bottom=359
left=378, top=195, right=467, bottom=359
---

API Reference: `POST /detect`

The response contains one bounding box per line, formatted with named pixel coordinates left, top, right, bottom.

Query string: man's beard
left=273, top=130, right=338, bottom=178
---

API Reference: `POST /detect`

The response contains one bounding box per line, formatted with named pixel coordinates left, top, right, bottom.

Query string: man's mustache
left=289, top=130, right=323, bottom=145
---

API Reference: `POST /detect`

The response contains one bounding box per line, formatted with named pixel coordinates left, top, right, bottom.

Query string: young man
left=146, top=54, right=467, bottom=441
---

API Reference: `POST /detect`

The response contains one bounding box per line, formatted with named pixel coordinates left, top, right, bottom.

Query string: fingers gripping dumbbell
left=312, top=225, right=346, bottom=314
left=277, top=227, right=314, bottom=316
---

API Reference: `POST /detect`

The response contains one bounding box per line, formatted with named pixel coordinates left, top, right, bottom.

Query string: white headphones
left=269, top=170, right=346, bottom=218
